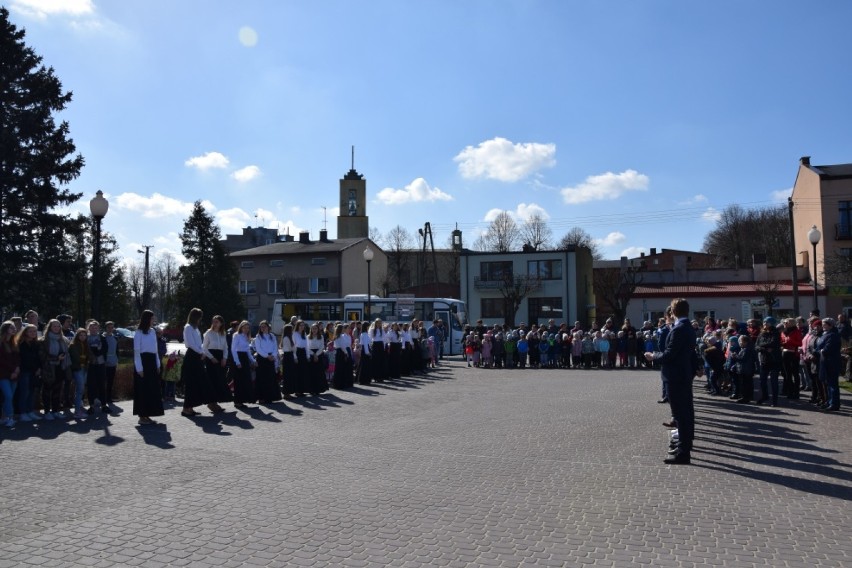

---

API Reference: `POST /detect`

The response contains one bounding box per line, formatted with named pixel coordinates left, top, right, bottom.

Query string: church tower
left=337, top=146, right=369, bottom=239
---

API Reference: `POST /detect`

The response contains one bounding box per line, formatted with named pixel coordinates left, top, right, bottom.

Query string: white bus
left=270, top=295, right=467, bottom=356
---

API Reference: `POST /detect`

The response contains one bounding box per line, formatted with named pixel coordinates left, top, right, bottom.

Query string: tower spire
left=351, top=145, right=355, bottom=170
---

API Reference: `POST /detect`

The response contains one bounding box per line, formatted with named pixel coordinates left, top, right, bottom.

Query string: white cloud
left=376, top=177, right=454, bottom=205
left=679, top=194, right=708, bottom=206
left=185, top=151, right=229, bottom=170
left=216, top=208, right=252, bottom=233
left=483, top=208, right=505, bottom=222
left=595, top=232, right=627, bottom=247
left=454, top=137, right=556, bottom=182
left=232, top=165, right=262, bottom=182
left=238, top=26, right=258, bottom=47
left=621, top=246, right=647, bottom=258
left=515, top=203, right=549, bottom=221
left=561, top=169, right=649, bottom=204
left=10, top=0, right=94, bottom=19
left=701, top=207, right=722, bottom=223
left=114, top=192, right=207, bottom=218
left=771, top=187, right=792, bottom=203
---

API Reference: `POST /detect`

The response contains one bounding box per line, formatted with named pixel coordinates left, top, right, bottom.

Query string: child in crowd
left=517, top=333, right=529, bottom=368
left=607, top=332, right=617, bottom=369
left=616, top=331, right=627, bottom=368
left=703, top=336, right=725, bottom=395
left=581, top=332, right=595, bottom=369
left=592, top=331, right=603, bottom=368
left=162, top=351, right=182, bottom=401
left=538, top=332, right=549, bottom=368
left=352, top=338, right=362, bottom=372
left=597, top=331, right=610, bottom=369
left=325, top=340, right=336, bottom=385
left=734, top=334, right=757, bottom=403
left=572, top=331, right=583, bottom=368
left=503, top=333, right=517, bottom=368
left=492, top=332, right=505, bottom=368
left=427, top=336, right=437, bottom=368
left=481, top=333, right=493, bottom=368
left=561, top=333, right=572, bottom=368
left=626, top=331, right=638, bottom=368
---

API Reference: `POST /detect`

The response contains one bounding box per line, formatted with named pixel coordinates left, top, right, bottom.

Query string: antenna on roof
left=322, top=206, right=327, bottom=230
left=351, top=145, right=355, bottom=170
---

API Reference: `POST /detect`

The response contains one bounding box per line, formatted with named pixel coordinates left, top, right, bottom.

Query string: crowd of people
left=0, top=308, right=449, bottom=427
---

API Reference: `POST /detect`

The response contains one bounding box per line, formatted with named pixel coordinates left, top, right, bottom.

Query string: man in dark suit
left=645, top=298, right=697, bottom=465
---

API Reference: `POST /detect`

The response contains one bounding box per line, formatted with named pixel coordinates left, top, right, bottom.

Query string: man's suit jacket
left=655, top=318, right=696, bottom=386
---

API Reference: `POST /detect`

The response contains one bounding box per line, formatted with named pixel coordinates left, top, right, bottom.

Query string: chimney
left=800, top=156, right=811, bottom=166
left=283, top=234, right=294, bottom=242
left=650, top=247, right=657, bottom=256
left=298, top=231, right=310, bottom=244
left=319, top=229, right=330, bottom=242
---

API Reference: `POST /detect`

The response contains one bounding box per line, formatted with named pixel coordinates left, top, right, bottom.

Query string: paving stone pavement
left=2, top=360, right=851, bottom=567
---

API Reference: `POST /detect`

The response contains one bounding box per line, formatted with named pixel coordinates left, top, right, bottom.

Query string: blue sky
left=9, top=0, right=852, bottom=264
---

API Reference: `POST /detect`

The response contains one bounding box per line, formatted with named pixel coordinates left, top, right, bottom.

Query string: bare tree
left=151, top=253, right=179, bottom=323
left=823, top=251, right=852, bottom=287
left=276, top=272, right=302, bottom=299
left=125, top=262, right=145, bottom=318
left=593, top=262, right=643, bottom=326
left=520, top=213, right=553, bottom=251
left=385, top=225, right=415, bottom=293
left=703, top=204, right=789, bottom=268
left=557, top=227, right=602, bottom=260
left=754, top=281, right=782, bottom=317
left=497, top=273, right=541, bottom=327
left=474, top=211, right=520, bottom=252
left=369, top=226, right=385, bottom=247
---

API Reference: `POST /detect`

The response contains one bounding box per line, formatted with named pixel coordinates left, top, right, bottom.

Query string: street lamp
left=808, top=224, right=821, bottom=315
left=363, top=246, right=374, bottom=319
left=89, top=190, right=109, bottom=321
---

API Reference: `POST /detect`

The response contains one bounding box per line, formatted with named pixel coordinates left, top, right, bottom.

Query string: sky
left=8, top=0, right=852, bottom=266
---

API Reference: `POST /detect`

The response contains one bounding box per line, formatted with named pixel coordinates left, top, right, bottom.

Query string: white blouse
left=293, top=332, right=308, bottom=349
left=253, top=333, right=279, bottom=369
left=359, top=332, right=371, bottom=356
left=202, top=330, right=228, bottom=360
left=306, top=337, right=325, bottom=355
left=231, top=333, right=256, bottom=366
left=334, top=334, right=352, bottom=351
left=183, top=324, right=203, bottom=355
left=133, top=329, right=160, bottom=373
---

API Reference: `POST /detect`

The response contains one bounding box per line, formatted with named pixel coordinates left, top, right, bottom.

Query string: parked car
left=157, top=322, right=183, bottom=343
left=114, top=327, right=135, bottom=357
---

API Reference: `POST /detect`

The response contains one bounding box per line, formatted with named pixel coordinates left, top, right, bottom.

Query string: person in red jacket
left=780, top=317, right=803, bottom=400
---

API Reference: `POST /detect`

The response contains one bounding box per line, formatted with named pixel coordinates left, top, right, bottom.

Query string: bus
left=270, top=295, right=467, bottom=356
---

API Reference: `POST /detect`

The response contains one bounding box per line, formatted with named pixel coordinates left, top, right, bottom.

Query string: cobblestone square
left=2, top=361, right=850, bottom=567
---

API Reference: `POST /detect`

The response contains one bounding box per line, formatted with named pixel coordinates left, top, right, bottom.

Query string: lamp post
left=89, top=190, right=109, bottom=321
left=363, top=246, right=374, bottom=320
left=808, top=224, right=821, bottom=315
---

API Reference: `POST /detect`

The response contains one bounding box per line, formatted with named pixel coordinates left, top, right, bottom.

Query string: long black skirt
left=232, top=352, right=255, bottom=404
left=281, top=351, right=298, bottom=395
left=295, top=347, right=310, bottom=394
left=307, top=351, right=328, bottom=395
left=134, top=352, right=164, bottom=417
left=388, top=343, right=402, bottom=379
left=371, top=342, right=387, bottom=381
left=357, top=353, right=372, bottom=385
left=182, top=350, right=207, bottom=407
left=255, top=356, right=282, bottom=402
left=332, top=349, right=353, bottom=389
left=205, top=349, right=233, bottom=403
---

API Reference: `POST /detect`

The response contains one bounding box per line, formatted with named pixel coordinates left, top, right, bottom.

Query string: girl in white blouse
left=252, top=320, right=281, bottom=403
left=230, top=321, right=256, bottom=408
left=332, top=323, right=354, bottom=389
left=132, top=310, right=163, bottom=425
left=369, top=319, right=387, bottom=382
left=306, top=323, right=328, bottom=395
left=279, top=324, right=298, bottom=397
left=202, top=315, right=231, bottom=409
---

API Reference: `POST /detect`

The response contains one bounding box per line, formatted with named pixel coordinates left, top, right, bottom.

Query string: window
left=239, top=280, right=257, bottom=295
left=269, top=259, right=284, bottom=267
left=308, top=277, right=329, bottom=294
left=840, top=201, right=852, bottom=238
left=528, top=297, right=563, bottom=323
left=240, top=261, right=254, bottom=269
left=480, top=298, right=504, bottom=318
left=311, top=257, right=327, bottom=265
left=527, top=259, right=562, bottom=280
left=480, top=261, right=513, bottom=281
left=268, top=279, right=285, bottom=294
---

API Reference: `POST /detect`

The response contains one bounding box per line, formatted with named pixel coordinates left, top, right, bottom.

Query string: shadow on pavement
left=136, top=423, right=174, bottom=449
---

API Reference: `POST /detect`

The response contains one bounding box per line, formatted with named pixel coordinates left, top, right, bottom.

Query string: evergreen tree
left=0, top=8, right=86, bottom=315
left=175, top=201, right=244, bottom=324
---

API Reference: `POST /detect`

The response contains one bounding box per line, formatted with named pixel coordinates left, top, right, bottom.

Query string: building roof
left=807, top=163, right=852, bottom=180
left=633, top=282, right=818, bottom=298
left=229, top=237, right=371, bottom=257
